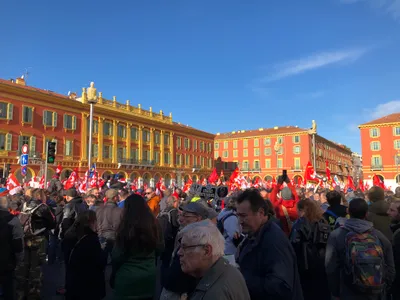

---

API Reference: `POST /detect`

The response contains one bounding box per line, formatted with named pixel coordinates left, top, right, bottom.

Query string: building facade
left=359, top=113, right=400, bottom=187
left=0, top=78, right=214, bottom=186
left=214, top=125, right=353, bottom=183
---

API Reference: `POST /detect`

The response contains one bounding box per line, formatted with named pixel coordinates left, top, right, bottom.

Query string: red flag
left=56, top=164, right=63, bottom=175
left=208, top=168, right=218, bottom=184
left=359, top=179, right=365, bottom=192
left=64, top=168, right=79, bottom=190
left=303, top=161, right=316, bottom=184
left=38, top=175, right=45, bottom=189
left=6, top=174, right=21, bottom=195
left=373, top=175, right=385, bottom=189
left=229, top=168, right=239, bottom=183
left=325, top=161, right=331, bottom=181
left=347, top=176, right=356, bottom=190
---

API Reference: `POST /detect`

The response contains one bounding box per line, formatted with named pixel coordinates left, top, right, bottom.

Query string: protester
left=112, top=194, right=163, bottom=300
left=60, top=188, right=87, bottom=239
left=117, top=188, right=129, bottom=208
left=366, top=186, right=392, bottom=242
left=145, top=187, right=161, bottom=216
left=178, top=220, right=250, bottom=299
left=235, top=189, right=303, bottom=300
left=216, top=196, right=240, bottom=255
left=387, top=200, right=400, bottom=299
left=325, top=198, right=395, bottom=300
left=323, top=190, right=348, bottom=230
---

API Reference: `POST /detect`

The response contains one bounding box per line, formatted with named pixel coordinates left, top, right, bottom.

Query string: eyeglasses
left=180, top=213, right=199, bottom=219
left=145, top=192, right=152, bottom=195
left=180, top=244, right=206, bottom=252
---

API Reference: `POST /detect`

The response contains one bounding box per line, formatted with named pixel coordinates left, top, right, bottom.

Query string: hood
left=369, top=200, right=389, bottom=216
left=344, top=218, right=373, bottom=234
left=217, top=208, right=235, bottom=220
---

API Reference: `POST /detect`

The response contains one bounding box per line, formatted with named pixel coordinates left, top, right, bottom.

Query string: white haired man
left=178, top=220, right=250, bottom=300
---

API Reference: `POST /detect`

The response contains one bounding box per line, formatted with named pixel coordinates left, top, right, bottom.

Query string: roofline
left=214, top=129, right=309, bottom=140
left=358, top=121, right=400, bottom=129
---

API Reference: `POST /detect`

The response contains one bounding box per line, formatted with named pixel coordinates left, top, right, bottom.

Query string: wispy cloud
left=341, top=0, right=400, bottom=20
left=371, top=100, right=400, bottom=118
left=264, top=48, right=368, bottom=82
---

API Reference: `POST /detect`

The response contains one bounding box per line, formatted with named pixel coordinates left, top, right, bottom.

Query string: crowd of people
left=1, top=173, right=400, bottom=300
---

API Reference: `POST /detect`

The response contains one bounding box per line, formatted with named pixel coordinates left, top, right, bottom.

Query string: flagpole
left=44, top=141, right=48, bottom=187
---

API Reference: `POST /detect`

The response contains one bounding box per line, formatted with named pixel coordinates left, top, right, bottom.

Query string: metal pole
left=87, top=103, right=94, bottom=187
left=276, top=150, right=278, bottom=178
left=44, top=141, right=48, bottom=187
left=312, top=134, right=316, bottom=172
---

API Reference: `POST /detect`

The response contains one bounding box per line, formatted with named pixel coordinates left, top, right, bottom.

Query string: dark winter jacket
left=325, top=218, right=395, bottom=300
left=60, top=197, right=87, bottom=239
left=390, top=222, right=400, bottom=298
left=23, top=199, right=55, bottom=235
left=47, top=178, right=63, bottom=196
left=367, top=200, right=392, bottom=242
left=66, top=229, right=107, bottom=300
left=236, top=220, right=304, bottom=300
left=96, top=201, right=122, bottom=241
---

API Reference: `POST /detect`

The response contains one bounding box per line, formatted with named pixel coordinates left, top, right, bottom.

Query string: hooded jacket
left=270, top=183, right=299, bottom=236
left=325, top=218, right=395, bottom=300
left=367, top=200, right=392, bottom=242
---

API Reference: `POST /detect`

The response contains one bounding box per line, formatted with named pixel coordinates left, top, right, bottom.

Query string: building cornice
left=358, top=122, right=400, bottom=129
left=215, top=131, right=309, bottom=141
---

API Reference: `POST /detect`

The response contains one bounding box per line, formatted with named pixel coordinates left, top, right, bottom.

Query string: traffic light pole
left=44, top=141, right=48, bottom=187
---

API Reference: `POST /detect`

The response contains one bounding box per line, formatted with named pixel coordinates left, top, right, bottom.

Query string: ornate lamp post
left=274, top=140, right=281, bottom=178
left=87, top=82, right=98, bottom=180
left=309, top=120, right=317, bottom=171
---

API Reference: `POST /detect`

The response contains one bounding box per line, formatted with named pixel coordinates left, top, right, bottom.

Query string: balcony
left=371, top=164, right=383, bottom=171
left=118, top=158, right=155, bottom=170
left=291, top=166, right=303, bottom=172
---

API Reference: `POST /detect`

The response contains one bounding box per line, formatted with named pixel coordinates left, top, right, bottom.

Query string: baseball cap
left=66, top=188, right=78, bottom=198
left=281, top=187, right=292, bottom=200
left=182, top=202, right=209, bottom=220
left=105, top=188, right=119, bottom=200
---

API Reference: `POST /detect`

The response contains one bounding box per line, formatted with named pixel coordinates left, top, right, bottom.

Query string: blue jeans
left=48, top=233, right=62, bottom=265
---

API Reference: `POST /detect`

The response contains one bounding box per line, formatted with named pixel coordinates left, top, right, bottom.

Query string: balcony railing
left=118, top=159, right=155, bottom=166
left=291, top=166, right=303, bottom=172
left=192, top=165, right=202, bottom=169
left=371, top=164, right=383, bottom=171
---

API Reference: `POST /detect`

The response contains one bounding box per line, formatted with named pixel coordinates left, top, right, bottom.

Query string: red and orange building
left=0, top=77, right=214, bottom=186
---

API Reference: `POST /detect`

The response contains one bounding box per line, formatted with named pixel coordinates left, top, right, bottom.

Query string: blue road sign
left=20, top=154, right=29, bottom=166
left=21, top=166, right=27, bottom=176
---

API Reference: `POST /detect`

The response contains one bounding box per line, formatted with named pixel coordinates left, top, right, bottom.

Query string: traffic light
left=3, top=164, right=11, bottom=179
left=47, top=142, right=56, bottom=164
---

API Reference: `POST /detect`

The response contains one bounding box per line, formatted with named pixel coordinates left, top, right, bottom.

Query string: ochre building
left=0, top=78, right=214, bottom=186
left=359, top=113, right=400, bottom=187
left=214, top=125, right=353, bottom=184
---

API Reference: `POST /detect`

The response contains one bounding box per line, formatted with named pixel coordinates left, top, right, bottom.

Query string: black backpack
left=0, top=212, right=15, bottom=273
left=157, top=209, right=178, bottom=241
left=217, top=212, right=236, bottom=235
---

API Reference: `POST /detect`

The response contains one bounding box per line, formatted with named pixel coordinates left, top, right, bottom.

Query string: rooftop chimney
left=15, top=77, right=26, bottom=86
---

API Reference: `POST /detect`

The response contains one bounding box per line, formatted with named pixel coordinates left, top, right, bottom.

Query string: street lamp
left=274, top=140, right=281, bottom=178
left=87, top=82, right=98, bottom=183
left=309, top=120, right=317, bottom=172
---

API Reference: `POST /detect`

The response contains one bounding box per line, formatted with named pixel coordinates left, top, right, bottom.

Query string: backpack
left=18, top=203, right=47, bottom=237
left=217, top=212, right=236, bottom=235
left=325, top=210, right=338, bottom=231
left=344, top=229, right=385, bottom=294
left=157, top=209, right=178, bottom=241
left=0, top=212, right=14, bottom=273
left=302, top=220, right=330, bottom=271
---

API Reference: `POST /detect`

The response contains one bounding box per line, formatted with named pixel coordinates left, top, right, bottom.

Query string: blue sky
left=2, top=0, right=400, bottom=153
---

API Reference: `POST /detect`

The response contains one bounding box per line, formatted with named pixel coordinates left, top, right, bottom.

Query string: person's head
left=165, top=195, right=178, bottom=208
left=145, top=187, right=155, bottom=199
left=0, top=196, right=9, bottom=209
left=164, top=188, right=172, bottom=197
left=25, top=188, right=33, bottom=199
left=105, top=189, right=119, bottom=203
left=313, top=193, right=320, bottom=202
left=85, top=194, right=97, bottom=207
left=119, top=189, right=129, bottom=201
left=236, top=189, right=268, bottom=234
left=281, top=187, right=292, bottom=200
left=87, top=188, right=100, bottom=198
left=348, top=198, right=369, bottom=220
left=264, top=199, right=275, bottom=217
left=367, top=186, right=385, bottom=203
left=65, top=188, right=78, bottom=202
left=225, top=197, right=236, bottom=210
left=66, top=210, right=97, bottom=240
left=178, top=220, right=225, bottom=278
left=116, top=194, right=159, bottom=253
left=326, top=190, right=342, bottom=207
left=32, top=189, right=45, bottom=202
left=395, top=187, right=400, bottom=197
left=259, top=189, right=269, bottom=200
left=387, top=201, right=400, bottom=222
left=320, top=192, right=327, bottom=203
left=178, top=202, right=209, bottom=228
left=297, top=199, right=323, bottom=223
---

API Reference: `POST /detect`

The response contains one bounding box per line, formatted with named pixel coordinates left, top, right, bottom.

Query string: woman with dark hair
left=289, top=199, right=330, bottom=300
left=64, top=210, right=106, bottom=300
left=111, top=194, right=163, bottom=300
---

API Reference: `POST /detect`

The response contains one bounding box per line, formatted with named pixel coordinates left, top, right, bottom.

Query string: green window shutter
left=72, top=116, right=77, bottom=130
left=109, top=146, right=113, bottom=158
left=52, top=138, right=57, bottom=154
left=5, top=133, right=12, bottom=151
left=43, top=110, right=48, bottom=125
left=63, top=114, right=67, bottom=129
left=29, top=136, right=36, bottom=154
left=7, top=103, right=13, bottom=120
left=123, top=147, right=126, bottom=159
left=17, top=136, right=22, bottom=155
left=93, top=144, right=98, bottom=157
left=53, top=112, right=58, bottom=127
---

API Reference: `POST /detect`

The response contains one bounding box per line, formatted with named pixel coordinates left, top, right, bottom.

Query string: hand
left=277, top=176, right=284, bottom=185
left=285, top=176, right=290, bottom=184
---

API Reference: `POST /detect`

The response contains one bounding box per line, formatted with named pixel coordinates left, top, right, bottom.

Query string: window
left=233, top=150, right=238, bottom=157
left=277, top=158, right=283, bottom=169
left=264, top=148, right=271, bottom=156
left=87, top=144, right=98, bottom=158
left=103, top=145, right=113, bottom=159
left=214, top=142, right=219, bottom=150
left=242, top=161, right=249, bottom=170
left=370, top=141, right=381, bottom=151
left=277, top=147, right=284, bottom=155
left=233, top=140, right=238, bottom=148
left=143, top=150, right=150, bottom=161
left=254, top=139, right=259, bottom=147
left=201, top=157, right=205, bottom=167
left=117, top=147, right=126, bottom=161
left=154, top=132, right=160, bottom=145
left=208, top=158, right=213, bottom=169
left=277, top=137, right=283, bottom=144
left=131, top=149, right=138, bottom=160
left=184, top=138, right=190, bottom=149
left=254, top=148, right=260, bottom=156
left=294, top=158, right=301, bottom=169
left=22, top=106, right=33, bottom=123
left=104, top=122, right=113, bottom=136
left=164, top=134, right=170, bottom=145
left=214, top=151, right=219, bottom=159
left=243, top=149, right=248, bottom=157
left=200, top=142, right=205, bottom=151
left=293, top=136, right=300, bottom=144
left=243, top=140, right=248, bottom=148
left=63, top=114, right=77, bottom=130
left=87, top=119, right=98, bottom=134
left=155, top=151, right=160, bottom=164
left=164, top=152, right=170, bottom=164
left=223, top=141, right=228, bottom=149
left=370, top=128, right=380, bottom=138
left=131, top=127, right=138, bottom=140
left=264, top=138, right=271, bottom=146
left=223, top=150, right=228, bottom=158
left=43, top=138, right=57, bottom=155
left=395, top=140, right=400, bottom=149
left=64, top=140, right=73, bottom=156
left=43, top=110, right=57, bottom=127
left=371, top=156, right=382, bottom=167
left=265, top=159, right=271, bottom=169
left=394, top=127, right=400, bottom=136
left=254, top=160, right=260, bottom=169
left=142, top=130, right=150, bottom=143
left=185, top=154, right=190, bottom=166
left=0, top=102, right=13, bottom=120
left=293, top=146, right=301, bottom=154
left=29, top=136, right=36, bottom=154
left=117, top=125, right=126, bottom=138
left=176, top=154, right=182, bottom=165
left=224, top=162, right=228, bottom=169
left=177, top=137, right=182, bottom=148
left=0, top=133, right=12, bottom=151
left=207, top=143, right=212, bottom=153
left=194, top=140, right=198, bottom=150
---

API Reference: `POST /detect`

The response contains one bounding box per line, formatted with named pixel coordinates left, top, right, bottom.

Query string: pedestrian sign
left=20, top=154, right=29, bottom=166
left=21, top=166, right=27, bottom=176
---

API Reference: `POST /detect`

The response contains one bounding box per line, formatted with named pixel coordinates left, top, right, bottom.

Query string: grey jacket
left=189, top=257, right=250, bottom=300
left=325, top=218, right=395, bottom=300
